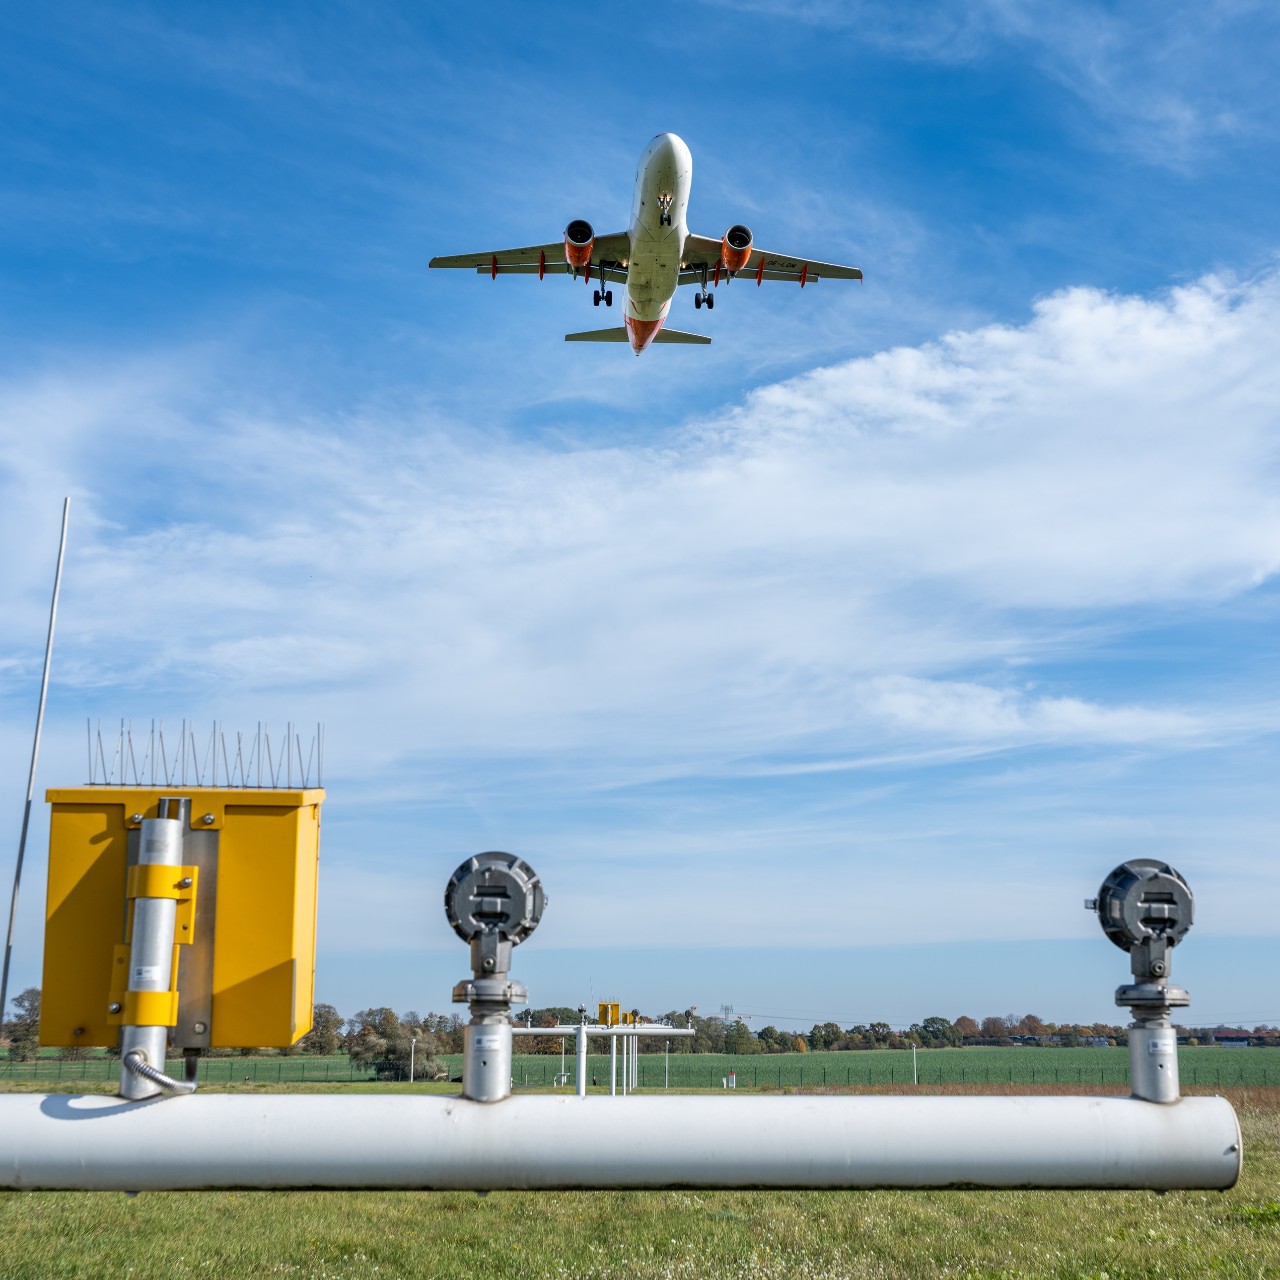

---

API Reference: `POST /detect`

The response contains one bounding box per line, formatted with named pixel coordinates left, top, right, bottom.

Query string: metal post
left=913, top=1043, right=918, bottom=1085
left=1088, top=861, right=1193, bottom=1105
left=610, top=1034, right=617, bottom=1097
left=118, top=799, right=185, bottom=1100
left=1, top=497, right=69, bottom=1027
left=576, top=1022, right=587, bottom=1098
left=665, top=1040, right=669, bottom=1089
left=410, top=1037, right=416, bottom=1084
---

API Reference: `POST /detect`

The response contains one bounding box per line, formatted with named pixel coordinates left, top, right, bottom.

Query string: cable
left=123, top=1051, right=197, bottom=1095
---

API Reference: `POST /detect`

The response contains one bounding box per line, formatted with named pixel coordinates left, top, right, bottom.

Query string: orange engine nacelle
left=564, top=219, right=595, bottom=270
left=721, top=224, right=753, bottom=273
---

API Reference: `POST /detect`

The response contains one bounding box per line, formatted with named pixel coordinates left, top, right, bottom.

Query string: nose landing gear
left=658, top=193, right=673, bottom=227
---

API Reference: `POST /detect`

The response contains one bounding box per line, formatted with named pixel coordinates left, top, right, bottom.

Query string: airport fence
left=3, top=1046, right=1279, bottom=1088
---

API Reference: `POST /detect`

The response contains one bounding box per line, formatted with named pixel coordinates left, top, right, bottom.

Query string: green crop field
left=5, top=1045, right=1279, bottom=1089
left=1, top=1081, right=1278, bottom=1279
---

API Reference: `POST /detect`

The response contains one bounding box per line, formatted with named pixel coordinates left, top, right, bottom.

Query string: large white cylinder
left=0, top=1093, right=1239, bottom=1191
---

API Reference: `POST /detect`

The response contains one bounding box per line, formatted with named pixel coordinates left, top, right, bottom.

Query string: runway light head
left=444, top=851, right=545, bottom=946
left=1089, top=858, right=1194, bottom=956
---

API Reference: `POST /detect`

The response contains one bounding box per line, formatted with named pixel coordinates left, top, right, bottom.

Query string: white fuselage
left=624, top=133, right=692, bottom=353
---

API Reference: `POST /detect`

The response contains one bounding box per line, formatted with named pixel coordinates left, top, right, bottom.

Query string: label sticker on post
left=132, top=965, right=162, bottom=982
left=473, top=1034, right=502, bottom=1050
left=1148, top=1040, right=1173, bottom=1054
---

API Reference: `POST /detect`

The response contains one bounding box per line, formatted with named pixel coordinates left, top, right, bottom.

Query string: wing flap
left=431, top=232, right=631, bottom=273
left=680, top=232, right=863, bottom=283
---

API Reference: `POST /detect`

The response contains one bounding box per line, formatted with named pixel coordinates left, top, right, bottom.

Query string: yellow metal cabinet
left=41, top=787, right=324, bottom=1050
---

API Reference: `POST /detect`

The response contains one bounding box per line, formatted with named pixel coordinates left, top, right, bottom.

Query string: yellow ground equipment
left=41, top=786, right=324, bottom=1051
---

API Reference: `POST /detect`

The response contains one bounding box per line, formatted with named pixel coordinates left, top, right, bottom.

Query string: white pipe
left=0, top=1094, right=1238, bottom=1191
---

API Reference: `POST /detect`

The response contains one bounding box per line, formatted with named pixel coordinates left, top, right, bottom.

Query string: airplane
left=428, top=132, right=863, bottom=356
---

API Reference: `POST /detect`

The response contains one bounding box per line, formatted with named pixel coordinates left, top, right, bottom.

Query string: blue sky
left=3, top=1, right=1280, bottom=1033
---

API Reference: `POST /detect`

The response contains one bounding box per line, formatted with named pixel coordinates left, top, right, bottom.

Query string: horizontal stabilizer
left=564, top=327, right=629, bottom=342
left=653, top=328, right=711, bottom=344
left=563, top=327, right=713, bottom=345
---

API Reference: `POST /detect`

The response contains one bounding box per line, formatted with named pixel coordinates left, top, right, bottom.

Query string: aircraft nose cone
left=652, top=132, right=690, bottom=164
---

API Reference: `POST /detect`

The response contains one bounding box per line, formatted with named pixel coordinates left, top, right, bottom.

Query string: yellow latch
left=105, top=943, right=184, bottom=1028
left=103, top=865, right=197, bottom=1028
left=125, top=864, right=199, bottom=943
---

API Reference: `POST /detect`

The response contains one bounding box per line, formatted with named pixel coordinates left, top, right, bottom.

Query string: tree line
left=4, top=988, right=1276, bottom=1064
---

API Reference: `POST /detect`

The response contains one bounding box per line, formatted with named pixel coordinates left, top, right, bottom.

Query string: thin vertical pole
left=1, top=498, right=70, bottom=1025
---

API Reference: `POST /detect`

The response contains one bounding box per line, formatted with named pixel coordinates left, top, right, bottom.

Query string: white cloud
left=4, top=270, right=1279, bottom=780
left=6, top=267, right=1280, bottom=977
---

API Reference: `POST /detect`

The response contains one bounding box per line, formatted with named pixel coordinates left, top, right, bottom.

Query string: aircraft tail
left=564, top=327, right=712, bottom=345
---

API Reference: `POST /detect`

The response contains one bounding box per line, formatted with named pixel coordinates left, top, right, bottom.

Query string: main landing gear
left=658, top=193, right=673, bottom=227
left=593, top=288, right=614, bottom=308
left=693, top=263, right=714, bottom=310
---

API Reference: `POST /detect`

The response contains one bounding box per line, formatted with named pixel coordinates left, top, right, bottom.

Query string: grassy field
left=1, top=1080, right=1278, bottom=1278
left=6, top=1045, right=1280, bottom=1089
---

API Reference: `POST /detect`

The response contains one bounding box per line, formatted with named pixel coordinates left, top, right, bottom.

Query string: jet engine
left=564, top=219, right=595, bottom=270
left=721, top=224, right=753, bottom=273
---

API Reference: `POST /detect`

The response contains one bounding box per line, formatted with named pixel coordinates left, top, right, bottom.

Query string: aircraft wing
left=681, top=233, right=862, bottom=285
left=430, top=232, right=631, bottom=276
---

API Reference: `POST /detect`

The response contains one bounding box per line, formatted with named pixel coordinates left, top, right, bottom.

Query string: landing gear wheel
left=706, top=293, right=715, bottom=310
left=593, top=290, right=601, bottom=307
left=604, top=290, right=613, bottom=307
left=694, top=292, right=702, bottom=309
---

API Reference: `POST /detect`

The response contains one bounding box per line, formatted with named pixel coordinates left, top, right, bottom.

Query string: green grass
left=7, top=1045, right=1280, bottom=1089
left=0, top=1084, right=1277, bottom=1278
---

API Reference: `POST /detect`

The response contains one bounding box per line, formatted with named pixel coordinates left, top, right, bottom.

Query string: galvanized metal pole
left=118, top=801, right=186, bottom=1099
left=1, top=497, right=69, bottom=1027
left=576, top=1022, right=587, bottom=1098
left=610, top=1033, right=617, bottom=1097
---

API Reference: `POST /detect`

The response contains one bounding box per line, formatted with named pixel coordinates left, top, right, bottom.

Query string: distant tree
left=756, top=1025, right=795, bottom=1054
left=298, top=1002, right=344, bottom=1055
left=725, top=1020, right=762, bottom=1055
left=920, top=1016, right=958, bottom=1047
left=692, top=1016, right=727, bottom=1054
left=954, top=1015, right=980, bottom=1042
left=792, top=1037, right=808, bottom=1053
left=4, top=987, right=40, bottom=1061
left=980, top=1016, right=1009, bottom=1044
left=346, top=1007, right=401, bottom=1061
left=420, top=1012, right=465, bottom=1054
left=1021, top=1013, right=1048, bottom=1038
left=867, top=1022, right=893, bottom=1046
left=809, top=1021, right=844, bottom=1051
